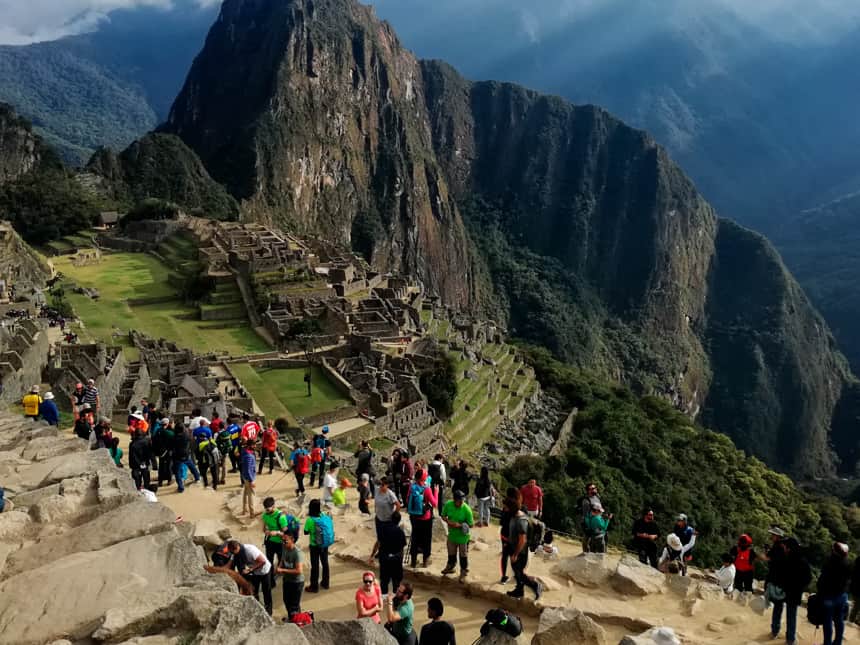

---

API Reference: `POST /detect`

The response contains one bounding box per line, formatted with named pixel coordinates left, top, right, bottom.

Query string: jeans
left=282, top=579, right=303, bottom=617
left=173, top=458, right=200, bottom=492
left=771, top=600, right=797, bottom=642
left=823, top=593, right=849, bottom=645
left=511, top=548, right=538, bottom=595
left=477, top=497, right=492, bottom=525
left=308, top=545, right=329, bottom=590
left=500, top=540, right=510, bottom=578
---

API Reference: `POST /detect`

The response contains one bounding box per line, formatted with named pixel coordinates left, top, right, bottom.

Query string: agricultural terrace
left=54, top=250, right=269, bottom=359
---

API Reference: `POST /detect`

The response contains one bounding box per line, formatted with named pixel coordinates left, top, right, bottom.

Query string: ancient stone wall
left=97, top=350, right=128, bottom=418
left=0, top=319, right=49, bottom=406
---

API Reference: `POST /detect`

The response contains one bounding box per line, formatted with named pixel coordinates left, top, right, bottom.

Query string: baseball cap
left=453, top=489, right=466, bottom=501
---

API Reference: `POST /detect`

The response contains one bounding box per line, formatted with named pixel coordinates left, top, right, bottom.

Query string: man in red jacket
left=519, top=479, right=543, bottom=518
left=259, top=421, right=279, bottom=475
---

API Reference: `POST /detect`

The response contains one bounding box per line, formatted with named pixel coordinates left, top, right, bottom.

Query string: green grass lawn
left=56, top=252, right=269, bottom=357
left=230, top=363, right=351, bottom=421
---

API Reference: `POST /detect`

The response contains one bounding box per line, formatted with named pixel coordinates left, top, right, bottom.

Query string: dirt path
left=159, top=470, right=859, bottom=644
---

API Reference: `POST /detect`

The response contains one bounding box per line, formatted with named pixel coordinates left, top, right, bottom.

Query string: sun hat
left=131, top=412, right=145, bottom=421
left=667, top=533, right=683, bottom=550
left=676, top=513, right=687, bottom=522
left=44, top=392, right=54, bottom=400
left=768, top=527, right=786, bottom=538
left=30, top=385, right=40, bottom=393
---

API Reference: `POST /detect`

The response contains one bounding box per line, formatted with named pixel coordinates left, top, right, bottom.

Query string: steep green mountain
left=0, top=104, right=102, bottom=243
left=0, top=2, right=217, bottom=165
left=160, top=0, right=860, bottom=478
left=85, top=133, right=239, bottom=220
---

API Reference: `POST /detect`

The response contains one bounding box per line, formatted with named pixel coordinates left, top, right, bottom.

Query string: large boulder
left=0, top=528, right=224, bottom=644
left=474, top=627, right=527, bottom=644
left=3, top=501, right=177, bottom=579
left=553, top=553, right=614, bottom=588
left=0, top=509, right=33, bottom=540
left=192, top=518, right=232, bottom=547
left=242, top=624, right=311, bottom=645
left=619, top=627, right=681, bottom=645
left=612, top=556, right=665, bottom=596
left=94, top=590, right=273, bottom=645
left=532, top=607, right=606, bottom=645
left=9, top=449, right=121, bottom=492
left=20, top=436, right=86, bottom=461
left=301, top=619, right=398, bottom=645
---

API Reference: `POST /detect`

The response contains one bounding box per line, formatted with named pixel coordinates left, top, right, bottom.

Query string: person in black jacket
left=818, top=542, right=852, bottom=645
left=129, top=430, right=154, bottom=491
left=632, top=509, right=660, bottom=568
left=771, top=537, right=811, bottom=645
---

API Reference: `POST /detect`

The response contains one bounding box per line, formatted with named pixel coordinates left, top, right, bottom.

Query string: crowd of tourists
left=14, top=391, right=860, bottom=645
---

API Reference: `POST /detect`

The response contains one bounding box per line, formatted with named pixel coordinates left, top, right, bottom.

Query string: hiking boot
left=534, top=581, right=543, bottom=601
left=458, top=570, right=468, bottom=582
left=506, top=589, right=524, bottom=598
left=304, top=586, right=319, bottom=593
left=422, top=557, right=431, bottom=568
left=500, top=575, right=509, bottom=584
left=441, top=565, right=456, bottom=575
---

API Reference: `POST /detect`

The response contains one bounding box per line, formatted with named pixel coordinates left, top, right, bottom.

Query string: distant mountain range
left=0, top=2, right=216, bottom=164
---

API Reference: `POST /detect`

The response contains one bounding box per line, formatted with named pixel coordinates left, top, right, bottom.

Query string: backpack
left=527, top=515, right=546, bottom=553
left=734, top=548, right=754, bottom=572
left=216, top=431, right=232, bottom=453
left=481, top=609, right=523, bottom=637
left=0, top=486, right=4, bottom=513
left=313, top=434, right=326, bottom=449
left=807, top=593, right=825, bottom=626
left=428, top=462, right=443, bottom=484
left=205, top=441, right=221, bottom=465
left=310, top=447, right=323, bottom=464
left=407, top=482, right=427, bottom=516
left=211, top=542, right=233, bottom=568
left=283, top=513, right=300, bottom=542
left=290, top=610, right=314, bottom=627
left=296, top=452, right=310, bottom=474
left=313, top=514, right=335, bottom=548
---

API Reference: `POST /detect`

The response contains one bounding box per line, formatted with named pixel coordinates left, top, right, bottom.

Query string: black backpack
left=807, top=593, right=825, bottom=627
left=480, top=609, right=523, bottom=637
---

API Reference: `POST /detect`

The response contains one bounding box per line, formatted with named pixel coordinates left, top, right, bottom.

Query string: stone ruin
left=0, top=317, right=50, bottom=406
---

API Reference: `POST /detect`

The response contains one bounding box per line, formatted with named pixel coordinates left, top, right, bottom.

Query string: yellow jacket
left=23, top=393, right=42, bottom=416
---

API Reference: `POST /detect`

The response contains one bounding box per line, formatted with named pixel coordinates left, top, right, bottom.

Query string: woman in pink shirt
left=406, top=469, right=439, bottom=568
left=355, top=571, right=383, bottom=623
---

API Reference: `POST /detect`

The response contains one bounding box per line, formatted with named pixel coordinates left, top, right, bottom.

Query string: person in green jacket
left=440, top=489, right=474, bottom=581
left=584, top=502, right=613, bottom=553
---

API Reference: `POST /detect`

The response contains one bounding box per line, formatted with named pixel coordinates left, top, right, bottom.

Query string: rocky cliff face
left=159, top=0, right=858, bottom=477
left=163, top=0, right=472, bottom=306
left=0, top=103, right=41, bottom=184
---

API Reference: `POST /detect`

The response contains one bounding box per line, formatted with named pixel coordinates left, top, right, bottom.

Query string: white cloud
left=519, top=9, right=540, bottom=44
left=0, top=0, right=213, bottom=45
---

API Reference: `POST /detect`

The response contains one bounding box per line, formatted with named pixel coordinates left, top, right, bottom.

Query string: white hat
left=30, top=384, right=40, bottom=393
left=667, top=533, right=682, bottom=550
left=44, top=392, right=54, bottom=400
left=131, top=412, right=145, bottom=421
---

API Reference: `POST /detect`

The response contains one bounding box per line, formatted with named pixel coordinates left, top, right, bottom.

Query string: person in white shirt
left=658, top=532, right=697, bottom=574
left=715, top=552, right=736, bottom=593
left=323, top=462, right=338, bottom=505
left=188, top=407, right=210, bottom=431
left=228, top=540, right=273, bottom=615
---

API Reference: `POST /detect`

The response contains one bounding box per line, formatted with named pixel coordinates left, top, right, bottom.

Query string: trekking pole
left=262, top=469, right=291, bottom=496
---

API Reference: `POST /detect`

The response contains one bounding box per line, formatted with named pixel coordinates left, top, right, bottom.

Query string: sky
left=0, top=0, right=219, bottom=45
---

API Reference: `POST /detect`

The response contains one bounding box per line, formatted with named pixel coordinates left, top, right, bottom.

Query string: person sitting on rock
left=658, top=533, right=691, bottom=575
left=715, top=552, right=735, bottom=594
left=22, top=385, right=42, bottom=421
left=109, top=436, right=123, bottom=467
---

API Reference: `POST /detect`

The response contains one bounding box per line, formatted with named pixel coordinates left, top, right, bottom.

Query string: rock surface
left=531, top=606, right=606, bottom=645
left=554, top=553, right=614, bottom=588
left=612, top=556, right=666, bottom=596
left=619, top=627, right=681, bottom=645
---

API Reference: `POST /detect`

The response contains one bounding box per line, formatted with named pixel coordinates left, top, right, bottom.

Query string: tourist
left=385, top=582, right=416, bottom=645
left=98, top=417, right=114, bottom=449
left=730, top=534, right=757, bottom=594
left=83, top=378, right=100, bottom=413
left=70, top=382, right=85, bottom=417
left=658, top=533, right=685, bottom=574
left=154, top=418, right=175, bottom=486
left=440, top=489, right=473, bottom=581
left=228, top=540, right=273, bottom=615
left=584, top=503, right=612, bottom=554
left=355, top=571, right=383, bottom=623
left=276, top=532, right=304, bottom=620
left=332, top=477, right=352, bottom=509
left=498, top=486, right=518, bottom=584
left=771, top=537, right=810, bottom=643
left=474, top=466, right=496, bottom=527
left=428, top=454, right=447, bottom=509
left=505, top=491, right=543, bottom=600
left=450, top=459, right=470, bottom=499
left=210, top=411, right=224, bottom=434
left=73, top=408, right=92, bottom=442
left=39, top=392, right=59, bottom=426
left=375, top=476, right=402, bottom=538
left=310, top=427, right=330, bottom=488
left=214, top=424, right=232, bottom=485
left=241, top=415, right=261, bottom=444
left=715, top=553, right=735, bottom=594
left=290, top=442, right=310, bottom=495
left=538, top=530, right=560, bottom=560
left=580, top=483, right=601, bottom=552
left=358, top=473, right=372, bottom=515
left=418, top=597, right=456, bottom=645
left=262, top=497, right=290, bottom=588
left=322, top=462, right=339, bottom=506
left=673, top=514, right=697, bottom=560
left=354, top=440, right=376, bottom=495
left=519, top=478, right=542, bottom=519
left=850, top=560, right=860, bottom=624
left=371, top=510, right=407, bottom=594
left=109, top=436, right=123, bottom=467
left=129, top=429, right=154, bottom=491
left=196, top=422, right=220, bottom=491
left=632, top=509, right=660, bottom=568
left=188, top=408, right=209, bottom=431
left=398, top=452, right=415, bottom=503
left=22, top=385, right=42, bottom=420
left=817, top=542, right=852, bottom=645
left=240, top=440, right=258, bottom=516
left=406, top=469, right=438, bottom=568
left=226, top=416, right=242, bottom=473
left=303, top=498, right=333, bottom=592
left=259, top=420, right=278, bottom=475
left=764, top=526, right=788, bottom=627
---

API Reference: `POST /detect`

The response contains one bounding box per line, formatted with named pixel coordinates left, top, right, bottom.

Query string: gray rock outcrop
left=612, top=555, right=666, bottom=596
left=532, top=606, right=606, bottom=645
left=553, top=553, right=613, bottom=588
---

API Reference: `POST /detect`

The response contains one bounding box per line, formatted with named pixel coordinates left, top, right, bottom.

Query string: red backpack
left=734, top=548, right=754, bottom=572
left=310, top=447, right=323, bottom=463
left=290, top=610, right=314, bottom=627
left=296, top=452, right=310, bottom=474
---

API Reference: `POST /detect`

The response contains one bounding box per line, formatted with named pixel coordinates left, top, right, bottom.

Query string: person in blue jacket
left=39, top=392, right=60, bottom=426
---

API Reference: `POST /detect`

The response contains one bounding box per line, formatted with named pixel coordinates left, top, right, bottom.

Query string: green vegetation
left=501, top=346, right=860, bottom=569
left=419, top=352, right=458, bottom=419
left=55, top=252, right=268, bottom=358
left=228, top=363, right=351, bottom=422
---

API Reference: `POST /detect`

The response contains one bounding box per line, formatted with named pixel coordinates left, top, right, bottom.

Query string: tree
left=420, top=353, right=458, bottom=419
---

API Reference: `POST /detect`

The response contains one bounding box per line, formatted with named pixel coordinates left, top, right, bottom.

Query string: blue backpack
left=0, top=487, right=4, bottom=513
left=408, top=482, right=427, bottom=516
left=314, top=514, right=335, bottom=548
